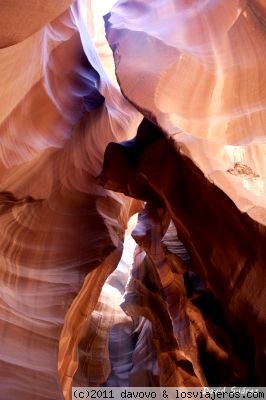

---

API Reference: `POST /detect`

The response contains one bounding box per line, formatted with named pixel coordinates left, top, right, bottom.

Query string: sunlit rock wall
left=103, top=0, right=266, bottom=386
left=105, top=0, right=266, bottom=224
left=0, top=0, right=265, bottom=399
left=0, top=1, right=141, bottom=399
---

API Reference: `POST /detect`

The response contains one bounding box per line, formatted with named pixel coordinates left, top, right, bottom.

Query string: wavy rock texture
left=0, top=0, right=266, bottom=398
left=105, top=0, right=266, bottom=225
left=100, top=118, right=266, bottom=386
left=103, top=0, right=266, bottom=383
left=121, top=206, right=247, bottom=386
left=0, top=1, right=141, bottom=399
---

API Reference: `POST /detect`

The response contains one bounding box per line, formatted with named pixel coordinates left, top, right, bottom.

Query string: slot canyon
left=0, top=1, right=265, bottom=399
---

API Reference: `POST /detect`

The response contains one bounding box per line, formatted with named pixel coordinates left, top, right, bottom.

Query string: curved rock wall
left=0, top=0, right=265, bottom=398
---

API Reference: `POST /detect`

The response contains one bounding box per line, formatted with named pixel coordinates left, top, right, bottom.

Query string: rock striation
left=0, top=0, right=265, bottom=398
left=100, top=118, right=266, bottom=386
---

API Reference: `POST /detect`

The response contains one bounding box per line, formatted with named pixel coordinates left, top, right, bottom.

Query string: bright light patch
left=90, top=0, right=119, bottom=84
left=90, top=0, right=118, bottom=40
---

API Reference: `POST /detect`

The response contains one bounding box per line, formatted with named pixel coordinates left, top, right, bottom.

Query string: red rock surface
left=100, top=118, right=266, bottom=386
left=0, top=1, right=265, bottom=398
